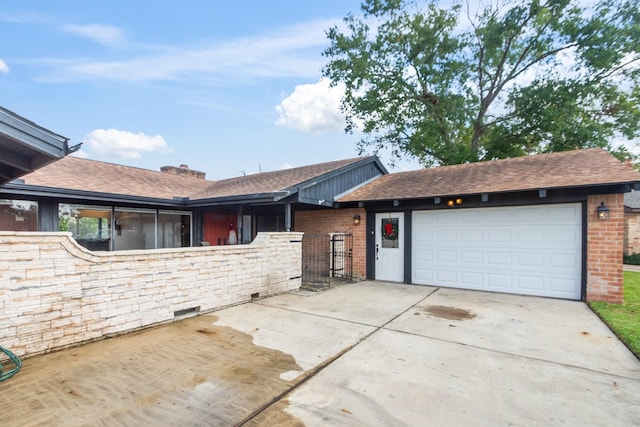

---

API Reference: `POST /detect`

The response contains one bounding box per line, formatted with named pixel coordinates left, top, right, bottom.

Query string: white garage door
left=412, top=204, right=582, bottom=300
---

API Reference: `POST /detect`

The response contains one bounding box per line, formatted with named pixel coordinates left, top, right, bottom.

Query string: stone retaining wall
left=0, top=232, right=302, bottom=357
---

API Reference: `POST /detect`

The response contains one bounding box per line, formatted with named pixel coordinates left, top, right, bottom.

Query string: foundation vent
left=174, top=306, right=200, bottom=320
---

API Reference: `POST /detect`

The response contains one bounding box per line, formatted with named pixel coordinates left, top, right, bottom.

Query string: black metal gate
left=302, top=233, right=353, bottom=289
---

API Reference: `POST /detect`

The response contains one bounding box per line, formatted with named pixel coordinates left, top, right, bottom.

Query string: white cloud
left=63, top=24, right=125, bottom=47
left=0, top=58, right=9, bottom=73
left=0, top=11, right=46, bottom=24
left=280, top=163, right=295, bottom=170
left=84, top=128, right=171, bottom=159
left=275, top=78, right=347, bottom=133
left=39, top=18, right=338, bottom=83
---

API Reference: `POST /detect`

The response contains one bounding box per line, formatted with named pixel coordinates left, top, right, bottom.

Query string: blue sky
left=0, top=1, right=422, bottom=180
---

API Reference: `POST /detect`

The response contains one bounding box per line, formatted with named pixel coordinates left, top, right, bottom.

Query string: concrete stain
left=0, top=314, right=306, bottom=426
left=421, top=305, right=476, bottom=321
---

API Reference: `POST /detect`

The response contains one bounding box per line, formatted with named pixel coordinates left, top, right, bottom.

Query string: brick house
left=328, top=149, right=640, bottom=304
left=3, top=149, right=639, bottom=304
left=2, top=108, right=639, bottom=304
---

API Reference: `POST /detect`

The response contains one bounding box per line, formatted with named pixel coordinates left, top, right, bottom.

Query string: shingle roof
left=339, top=149, right=640, bottom=202
left=17, top=155, right=373, bottom=201
left=189, top=157, right=373, bottom=199
left=19, top=157, right=211, bottom=199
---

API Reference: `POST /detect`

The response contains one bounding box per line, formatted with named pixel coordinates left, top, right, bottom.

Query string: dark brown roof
left=190, top=157, right=372, bottom=199
left=18, top=155, right=373, bottom=201
left=20, top=157, right=211, bottom=199
left=339, top=149, right=640, bottom=202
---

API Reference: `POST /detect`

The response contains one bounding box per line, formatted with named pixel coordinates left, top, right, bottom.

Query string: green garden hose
left=0, top=346, right=22, bottom=381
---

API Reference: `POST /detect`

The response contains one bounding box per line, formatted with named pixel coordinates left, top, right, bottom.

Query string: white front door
left=375, top=213, right=404, bottom=282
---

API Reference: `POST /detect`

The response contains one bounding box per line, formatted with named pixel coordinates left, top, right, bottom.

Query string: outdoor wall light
left=353, top=215, right=361, bottom=226
left=447, top=198, right=463, bottom=207
left=597, top=201, right=610, bottom=220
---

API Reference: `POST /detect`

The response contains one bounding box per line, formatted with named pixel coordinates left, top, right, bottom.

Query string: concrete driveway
left=3, top=281, right=640, bottom=426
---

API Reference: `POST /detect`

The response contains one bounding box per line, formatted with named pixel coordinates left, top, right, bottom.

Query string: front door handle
left=376, top=243, right=379, bottom=260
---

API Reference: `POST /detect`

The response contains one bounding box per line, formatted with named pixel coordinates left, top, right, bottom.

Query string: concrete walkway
left=3, top=282, right=640, bottom=426
left=623, top=264, right=640, bottom=272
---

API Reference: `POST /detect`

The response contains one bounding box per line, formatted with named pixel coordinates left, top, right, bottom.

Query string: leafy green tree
left=323, top=0, right=640, bottom=167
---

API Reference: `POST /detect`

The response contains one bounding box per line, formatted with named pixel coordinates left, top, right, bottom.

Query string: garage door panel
left=460, top=250, right=483, bottom=264
left=549, top=253, right=580, bottom=270
left=487, top=229, right=512, bottom=244
left=516, top=252, right=544, bottom=268
left=516, top=228, right=545, bottom=244
left=516, top=275, right=545, bottom=291
left=414, top=248, right=433, bottom=262
left=461, top=229, right=483, bottom=244
left=435, top=270, right=457, bottom=284
left=435, top=229, right=453, bottom=244
left=549, top=205, right=581, bottom=222
left=515, top=206, right=547, bottom=223
left=485, top=208, right=514, bottom=223
left=459, top=271, right=484, bottom=288
left=487, top=273, right=512, bottom=289
left=413, top=268, right=433, bottom=282
left=436, top=250, right=457, bottom=263
left=413, top=229, right=434, bottom=245
left=487, top=251, right=512, bottom=266
left=550, top=277, right=580, bottom=294
left=548, top=228, right=580, bottom=246
left=432, top=211, right=458, bottom=224
left=412, top=204, right=581, bottom=300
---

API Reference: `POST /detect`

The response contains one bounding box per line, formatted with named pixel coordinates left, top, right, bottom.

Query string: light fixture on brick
left=353, top=215, right=361, bottom=225
left=597, top=201, right=610, bottom=220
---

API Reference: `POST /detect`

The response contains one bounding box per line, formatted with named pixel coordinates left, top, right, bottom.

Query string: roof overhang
left=0, top=183, right=185, bottom=207
left=0, top=107, right=80, bottom=185
left=185, top=191, right=292, bottom=207
left=339, top=182, right=640, bottom=207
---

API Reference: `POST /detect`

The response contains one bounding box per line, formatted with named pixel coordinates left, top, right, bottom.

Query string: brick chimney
left=160, top=164, right=206, bottom=179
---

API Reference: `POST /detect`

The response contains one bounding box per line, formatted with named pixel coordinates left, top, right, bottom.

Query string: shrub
left=623, top=254, right=640, bottom=265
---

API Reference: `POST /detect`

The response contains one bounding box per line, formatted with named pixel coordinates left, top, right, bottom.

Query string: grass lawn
left=589, top=271, right=640, bottom=358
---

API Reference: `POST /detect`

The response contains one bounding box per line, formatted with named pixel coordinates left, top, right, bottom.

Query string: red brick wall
left=587, top=193, right=624, bottom=303
left=294, top=208, right=367, bottom=279
left=624, top=211, right=640, bottom=255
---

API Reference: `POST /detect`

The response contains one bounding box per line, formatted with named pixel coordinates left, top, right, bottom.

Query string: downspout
left=285, top=202, right=292, bottom=232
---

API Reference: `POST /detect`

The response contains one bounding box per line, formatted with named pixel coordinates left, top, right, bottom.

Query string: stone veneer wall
left=0, top=232, right=302, bottom=357
left=587, top=193, right=624, bottom=303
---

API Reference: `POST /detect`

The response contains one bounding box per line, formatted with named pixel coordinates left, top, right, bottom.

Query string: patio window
left=241, top=214, right=252, bottom=244
left=114, top=208, right=155, bottom=250
left=0, top=199, right=38, bottom=231
left=158, top=211, right=191, bottom=248
left=59, top=204, right=112, bottom=251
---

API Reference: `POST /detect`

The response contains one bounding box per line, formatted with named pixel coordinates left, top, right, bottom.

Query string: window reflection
left=59, top=204, right=111, bottom=251
left=114, top=209, right=155, bottom=250
left=158, top=211, right=191, bottom=248
left=0, top=199, right=38, bottom=231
